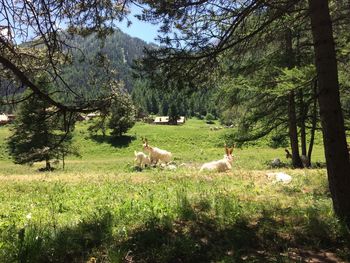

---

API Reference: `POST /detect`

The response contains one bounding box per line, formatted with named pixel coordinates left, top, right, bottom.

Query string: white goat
left=200, top=145, right=234, bottom=172
left=134, top=151, right=151, bottom=168
left=143, top=139, right=172, bottom=164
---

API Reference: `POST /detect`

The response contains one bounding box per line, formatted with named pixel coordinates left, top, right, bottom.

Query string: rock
left=166, top=164, right=177, bottom=171
left=266, top=172, right=292, bottom=184
left=271, top=158, right=282, bottom=168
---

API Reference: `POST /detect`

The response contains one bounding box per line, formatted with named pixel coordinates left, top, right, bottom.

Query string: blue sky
left=118, top=5, right=160, bottom=44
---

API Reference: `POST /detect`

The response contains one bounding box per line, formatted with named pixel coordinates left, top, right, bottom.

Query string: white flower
left=26, top=213, right=32, bottom=220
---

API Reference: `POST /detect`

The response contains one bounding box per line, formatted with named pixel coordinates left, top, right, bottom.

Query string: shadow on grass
left=90, top=134, right=136, bottom=148
left=6, top=196, right=349, bottom=263
left=11, top=212, right=113, bottom=263
left=112, top=197, right=350, bottom=263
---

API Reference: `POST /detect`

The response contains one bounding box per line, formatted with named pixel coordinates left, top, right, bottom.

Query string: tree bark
left=285, top=27, right=303, bottom=168
left=288, top=91, right=303, bottom=168
left=62, top=153, right=65, bottom=170
left=45, top=157, right=51, bottom=171
left=308, top=0, right=350, bottom=225
left=299, top=89, right=307, bottom=157
left=307, top=79, right=318, bottom=165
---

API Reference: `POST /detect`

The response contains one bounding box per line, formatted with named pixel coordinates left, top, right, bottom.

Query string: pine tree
left=7, top=77, right=77, bottom=170
left=168, top=103, right=179, bottom=125
left=109, top=93, right=136, bottom=137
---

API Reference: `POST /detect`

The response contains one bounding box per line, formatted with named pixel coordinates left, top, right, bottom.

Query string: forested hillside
left=62, top=30, right=219, bottom=118
left=1, top=28, right=219, bottom=118
left=61, top=28, right=154, bottom=94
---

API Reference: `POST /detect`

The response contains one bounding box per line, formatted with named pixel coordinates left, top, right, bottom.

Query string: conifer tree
left=109, top=93, right=136, bottom=137
left=168, top=103, right=179, bottom=125
left=7, top=76, right=77, bottom=170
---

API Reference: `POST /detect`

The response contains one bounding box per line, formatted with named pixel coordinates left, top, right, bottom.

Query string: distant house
left=75, top=112, right=101, bottom=121
left=86, top=112, right=100, bottom=120
left=153, top=116, right=186, bottom=125
left=177, top=116, right=186, bottom=125
left=7, top=114, right=16, bottom=122
left=154, top=116, right=169, bottom=125
left=76, top=112, right=101, bottom=121
left=0, top=113, right=16, bottom=125
left=0, top=113, right=12, bottom=125
left=76, top=114, right=88, bottom=121
left=0, top=113, right=9, bottom=125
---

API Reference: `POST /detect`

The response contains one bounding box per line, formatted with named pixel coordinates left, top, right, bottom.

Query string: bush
left=205, top=113, right=215, bottom=124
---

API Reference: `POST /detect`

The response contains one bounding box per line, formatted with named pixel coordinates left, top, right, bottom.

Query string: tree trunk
left=285, top=27, right=303, bottom=168
left=62, top=153, right=65, bottom=170
left=307, top=79, right=318, bottom=165
left=299, top=89, right=307, bottom=157
left=45, top=157, right=51, bottom=170
left=308, top=0, right=350, bottom=225
left=288, top=91, right=303, bottom=168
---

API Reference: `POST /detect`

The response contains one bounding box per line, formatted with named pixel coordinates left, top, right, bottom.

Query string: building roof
left=153, top=116, right=186, bottom=124
left=154, top=116, right=169, bottom=123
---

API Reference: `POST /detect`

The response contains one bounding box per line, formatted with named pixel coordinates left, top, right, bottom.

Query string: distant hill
left=61, top=28, right=155, bottom=95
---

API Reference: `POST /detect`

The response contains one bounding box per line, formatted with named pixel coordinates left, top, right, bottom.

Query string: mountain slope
left=61, top=28, right=154, bottom=96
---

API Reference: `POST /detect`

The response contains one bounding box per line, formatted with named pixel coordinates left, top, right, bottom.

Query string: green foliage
left=131, top=78, right=219, bottom=118
left=59, top=29, right=154, bottom=98
left=205, top=113, right=215, bottom=122
left=2, top=119, right=344, bottom=261
left=7, top=76, right=78, bottom=169
left=269, top=133, right=289, bottom=149
left=275, top=66, right=316, bottom=95
left=168, top=103, right=180, bottom=124
left=109, top=93, right=136, bottom=137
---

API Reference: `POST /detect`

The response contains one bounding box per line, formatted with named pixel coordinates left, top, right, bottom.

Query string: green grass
left=0, top=119, right=326, bottom=174
left=0, top=119, right=348, bottom=263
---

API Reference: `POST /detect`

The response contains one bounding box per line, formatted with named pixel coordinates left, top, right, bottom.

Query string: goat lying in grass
left=134, top=151, right=151, bottom=168
left=200, top=145, right=233, bottom=172
left=143, top=139, right=172, bottom=165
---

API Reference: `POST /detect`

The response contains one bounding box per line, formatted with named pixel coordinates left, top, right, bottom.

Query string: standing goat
left=143, top=139, right=172, bottom=164
left=200, top=145, right=234, bottom=172
left=134, top=151, right=151, bottom=168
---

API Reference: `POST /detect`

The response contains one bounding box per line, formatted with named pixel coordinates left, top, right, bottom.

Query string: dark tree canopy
left=139, top=0, right=305, bottom=85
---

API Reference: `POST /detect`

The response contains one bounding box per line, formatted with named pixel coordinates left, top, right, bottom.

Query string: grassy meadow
left=0, top=119, right=349, bottom=262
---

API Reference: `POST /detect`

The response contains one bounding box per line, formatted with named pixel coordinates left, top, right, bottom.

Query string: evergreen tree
left=168, top=103, right=179, bottom=125
left=7, top=77, right=77, bottom=170
left=109, top=93, right=136, bottom=137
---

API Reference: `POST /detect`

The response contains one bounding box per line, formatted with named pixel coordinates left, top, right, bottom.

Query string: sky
left=117, top=5, right=160, bottom=44
left=1, top=4, right=160, bottom=44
